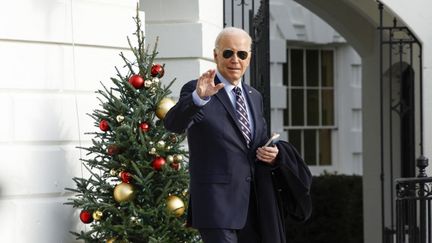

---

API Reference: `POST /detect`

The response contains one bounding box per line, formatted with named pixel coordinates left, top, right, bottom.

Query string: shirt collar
left=216, top=71, right=242, bottom=93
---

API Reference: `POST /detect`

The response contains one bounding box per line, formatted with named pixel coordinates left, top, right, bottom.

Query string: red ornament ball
left=151, top=64, right=164, bottom=78
left=119, top=171, right=132, bottom=183
left=80, top=210, right=93, bottom=224
left=128, top=74, right=144, bottom=89
left=152, top=156, right=166, bottom=171
left=107, top=145, right=119, bottom=156
left=139, top=122, right=150, bottom=132
left=170, top=162, right=181, bottom=171
left=99, top=119, right=109, bottom=132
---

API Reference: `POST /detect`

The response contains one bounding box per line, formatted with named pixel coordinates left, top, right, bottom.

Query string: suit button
left=245, top=176, right=252, bottom=182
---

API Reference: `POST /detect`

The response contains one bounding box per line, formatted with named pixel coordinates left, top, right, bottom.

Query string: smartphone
left=264, top=133, right=280, bottom=147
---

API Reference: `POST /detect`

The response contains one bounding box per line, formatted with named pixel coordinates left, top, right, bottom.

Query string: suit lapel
left=214, top=77, right=250, bottom=148
left=215, top=90, right=238, bottom=124
left=214, top=77, right=240, bottom=127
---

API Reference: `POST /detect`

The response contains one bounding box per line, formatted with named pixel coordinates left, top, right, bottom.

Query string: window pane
left=307, top=89, right=319, bottom=125
left=288, top=130, right=302, bottom=157
left=319, top=129, right=332, bottom=165
left=291, top=89, right=304, bottom=125
left=321, top=50, right=334, bottom=87
left=322, top=89, right=334, bottom=125
left=304, top=129, right=317, bottom=165
left=283, top=106, right=289, bottom=126
left=291, top=49, right=303, bottom=86
left=283, top=48, right=289, bottom=86
left=306, top=50, right=319, bottom=87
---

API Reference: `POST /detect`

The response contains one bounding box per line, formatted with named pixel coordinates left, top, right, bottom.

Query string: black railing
left=395, top=156, right=431, bottom=243
left=378, top=2, right=424, bottom=241
left=223, top=0, right=271, bottom=134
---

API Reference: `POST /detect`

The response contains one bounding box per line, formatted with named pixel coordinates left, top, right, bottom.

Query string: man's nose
left=230, top=54, right=240, bottom=62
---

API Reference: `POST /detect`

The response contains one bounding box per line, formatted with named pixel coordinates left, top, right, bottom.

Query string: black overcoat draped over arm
left=255, top=140, right=312, bottom=243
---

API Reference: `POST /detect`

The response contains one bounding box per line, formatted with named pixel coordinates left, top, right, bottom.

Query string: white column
left=141, top=0, right=223, bottom=99
left=269, top=37, right=288, bottom=139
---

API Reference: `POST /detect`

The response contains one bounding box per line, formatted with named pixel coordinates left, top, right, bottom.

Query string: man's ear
left=213, top=49, right=218, bottom=59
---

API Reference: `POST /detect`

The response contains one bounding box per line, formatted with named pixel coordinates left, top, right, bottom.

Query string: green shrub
left=286, top=173, right=363, bottom=243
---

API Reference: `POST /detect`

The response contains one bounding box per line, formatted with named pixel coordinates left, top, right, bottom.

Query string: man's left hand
left=256, top=145, right=279, bottom=164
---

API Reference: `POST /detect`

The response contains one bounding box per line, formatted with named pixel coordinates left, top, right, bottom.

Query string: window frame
left=283, top=46, right=338, bottom=168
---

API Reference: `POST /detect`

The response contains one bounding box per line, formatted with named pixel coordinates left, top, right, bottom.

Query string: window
left=283, top=48, right=335, bottom=166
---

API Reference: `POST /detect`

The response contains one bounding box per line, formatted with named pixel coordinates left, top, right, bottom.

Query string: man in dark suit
left=164, top=27, right=280, bottom=243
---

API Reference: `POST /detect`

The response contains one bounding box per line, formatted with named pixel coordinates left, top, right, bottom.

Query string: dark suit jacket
left=164, top=76, right=268, bottom=229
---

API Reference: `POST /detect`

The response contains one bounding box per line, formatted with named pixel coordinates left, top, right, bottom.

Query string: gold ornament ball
left=110, top=168, right=117, bottom=177
left=156, top=97, right=175, bottom=120
left=92, top=210, right=103, bottom=221
left=166, top=155, right=174, bottom=163
left=144, top=80, right=152, bottom=88
left=149, top=147, right=157, bottom=155
left=156, top=140, right=166, bottom=149
left=166, top=195, right=185, bottom=217
left=116, top=115, right=125, bottom=123
left=113, top=182, right=135, bottom=203
left=182, top=189, right=189, bottom=197
left=174, top=154, right=183, bottom=163
left=106, top=238, right=116, bottom=243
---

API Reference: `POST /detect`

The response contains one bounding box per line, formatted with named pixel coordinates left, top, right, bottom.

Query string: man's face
left=214, top=33, right=251, bottom=85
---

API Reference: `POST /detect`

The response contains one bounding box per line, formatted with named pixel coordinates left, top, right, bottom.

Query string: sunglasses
left=222, top=49, right=249, bottom=60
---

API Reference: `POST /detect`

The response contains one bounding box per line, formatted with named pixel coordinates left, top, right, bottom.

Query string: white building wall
left=270, top=0, right=362, bottom=175
left=334, top=45, right=362, bottom=174
left=269, top=27, right=287, bottom=142
left=141, top=0, right=223, bottom=99
left=0, top=1, right=139, bottom=242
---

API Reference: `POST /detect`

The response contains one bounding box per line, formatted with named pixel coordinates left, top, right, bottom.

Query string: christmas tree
left=65, top=9, right=200, bottom=243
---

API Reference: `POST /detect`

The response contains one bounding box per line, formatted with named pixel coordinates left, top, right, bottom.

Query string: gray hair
left=214, top=27, right=252, bottom=50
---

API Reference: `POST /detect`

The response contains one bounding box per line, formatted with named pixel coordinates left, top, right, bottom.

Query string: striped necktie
left=233, top=86, right=252, bottom=146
